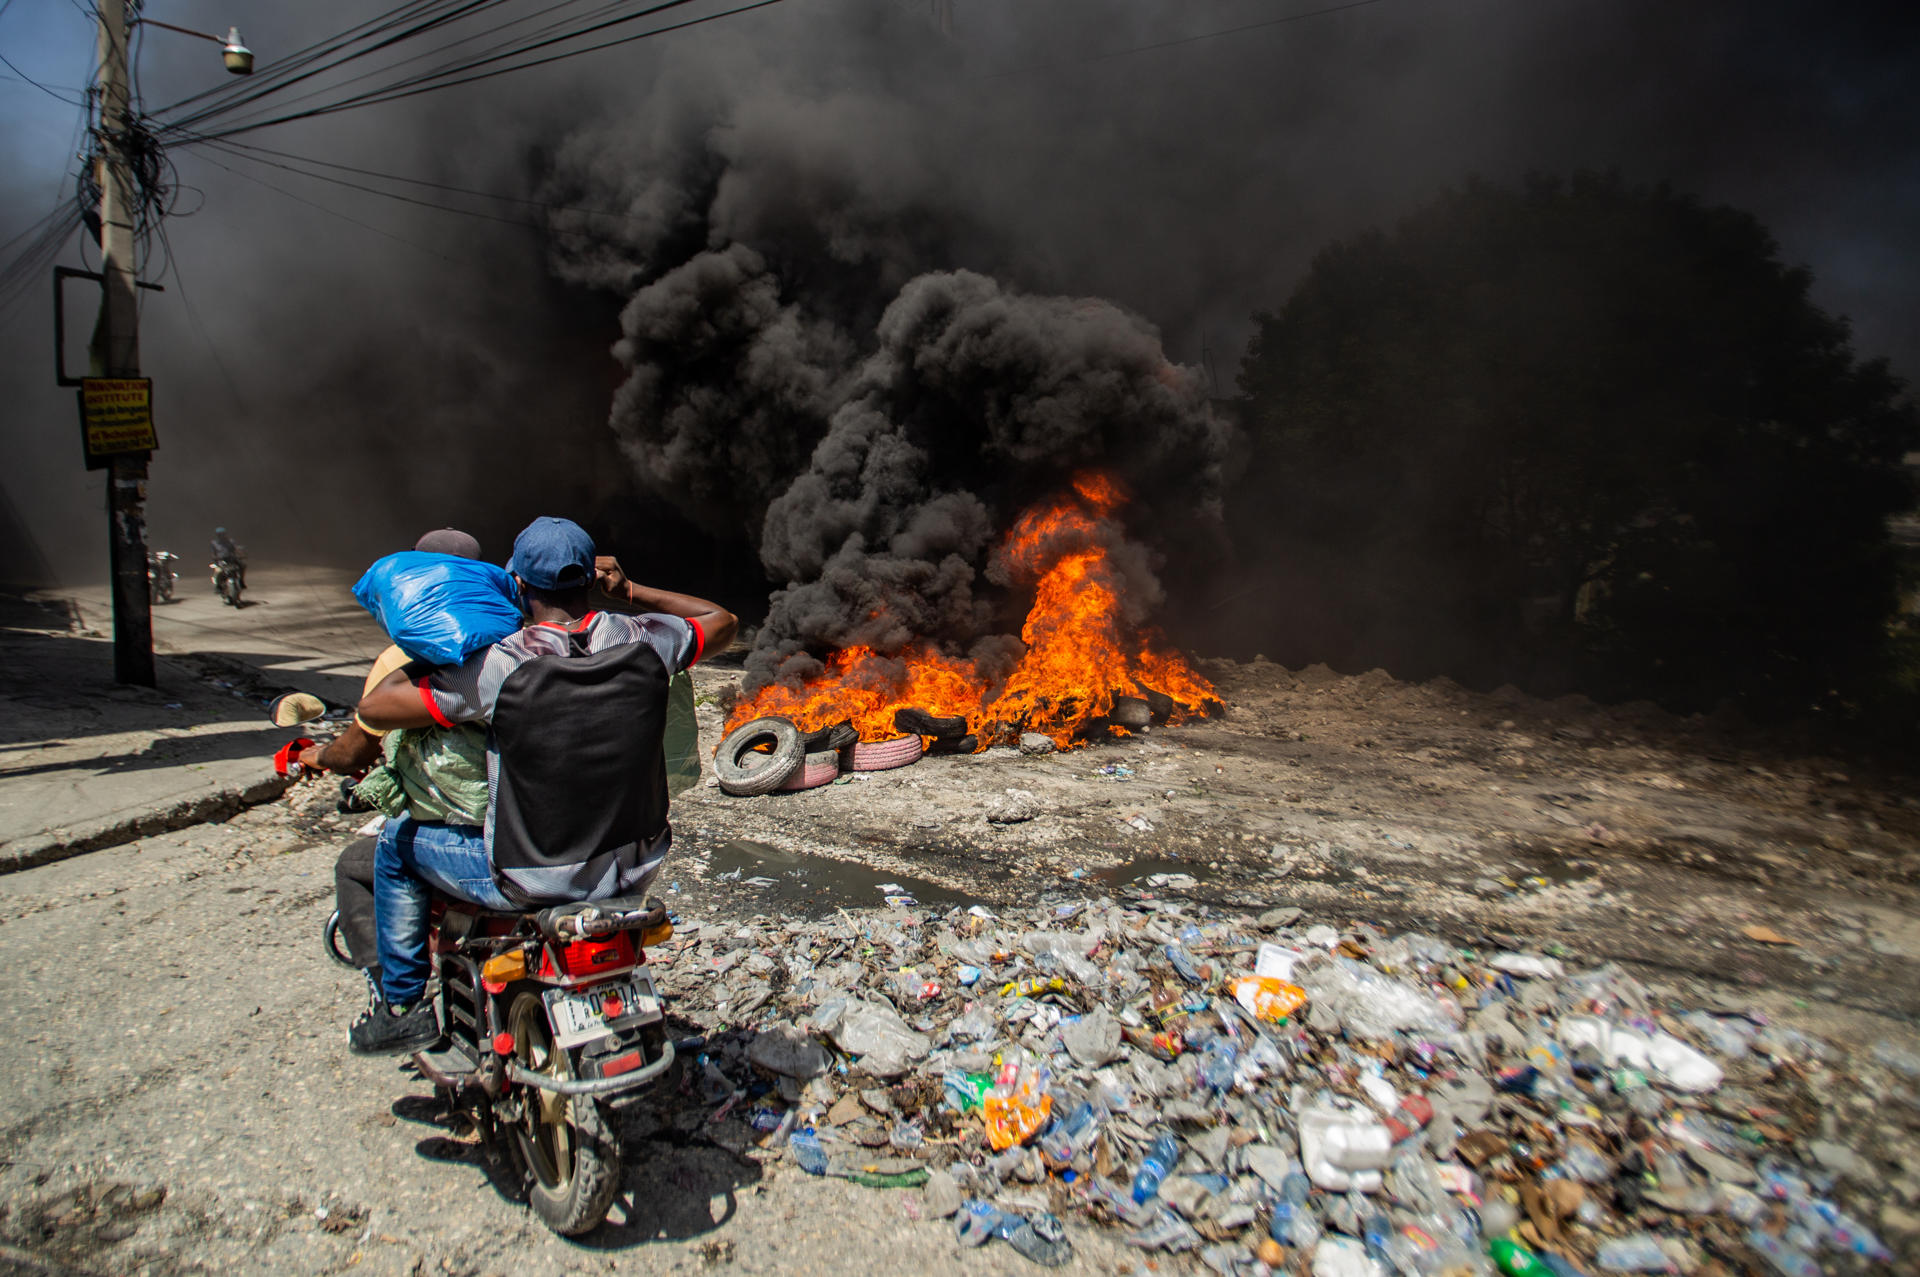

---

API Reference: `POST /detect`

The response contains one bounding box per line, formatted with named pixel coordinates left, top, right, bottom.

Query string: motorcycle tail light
left=553, top=933, right=635, bottom=979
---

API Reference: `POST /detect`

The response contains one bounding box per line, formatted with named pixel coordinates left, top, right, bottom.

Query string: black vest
left=487, top=630, right=670, bottom=905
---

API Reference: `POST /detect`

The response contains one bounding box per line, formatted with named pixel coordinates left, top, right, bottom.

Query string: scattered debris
left=645, top=895, right=1912, bottom=1274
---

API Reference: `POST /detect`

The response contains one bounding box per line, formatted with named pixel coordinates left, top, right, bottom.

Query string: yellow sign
left=79, top=377, right=157, bottom=457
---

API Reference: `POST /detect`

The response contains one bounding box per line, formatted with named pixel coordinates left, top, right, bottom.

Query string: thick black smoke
left=607, top=244, right=849, bottom=540
left=749, top=270, right=1225, bottom=687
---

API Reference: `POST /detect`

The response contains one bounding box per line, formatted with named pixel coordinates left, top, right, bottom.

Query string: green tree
left=1236, top=172, right=1918, bottom=711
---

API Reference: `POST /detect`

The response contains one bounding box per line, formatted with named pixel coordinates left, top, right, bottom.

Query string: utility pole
left=90, top=0, right=153, bottom=686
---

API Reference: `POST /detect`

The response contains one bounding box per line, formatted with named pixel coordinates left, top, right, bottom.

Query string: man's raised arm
left=594, top=556, right=738, bottom=655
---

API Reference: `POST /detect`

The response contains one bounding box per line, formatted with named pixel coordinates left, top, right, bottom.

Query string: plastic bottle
left=1744, top=1229, right=1820, bottom=1277
left=1037, top=1096, right=1100, bottom=1163
left=790, top=1126, right=828, bottom=1175
left=1130, top=1130, right=1181, bottom=1204
left=1487, top=1238, right=1546, bottom=1276
left=1268, top=1199, right=1323, bottom=1250
left=955, top=1199, right=1003, bottom=1248
left=1806, top=1198, right=1895, bottom=1261
left=1594, top=1234, right=1672, bottom=1272
left=1361, top=1213, right=1394, bottom=1264
left=1383, top=1094, right=1434, bottom=1142
left=1557, top=1143, right=1612, bottom=1183
left=1201, top=1041, right=1238, bottom=1092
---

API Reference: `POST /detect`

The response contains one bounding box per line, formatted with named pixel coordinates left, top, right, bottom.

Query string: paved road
left=0, top=593, right=291, bottom=869
left=62, top=562, right=392, bottom=709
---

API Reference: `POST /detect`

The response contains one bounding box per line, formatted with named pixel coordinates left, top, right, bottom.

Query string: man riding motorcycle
left=350, top=516, right=737, bottom=1055
left=210, top=526, right=245, bottom=588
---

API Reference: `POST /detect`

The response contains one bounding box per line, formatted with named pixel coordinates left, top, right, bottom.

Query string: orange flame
left=728, top=475, right=1215, bottom=749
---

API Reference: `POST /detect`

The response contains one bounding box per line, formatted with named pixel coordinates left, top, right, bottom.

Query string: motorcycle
left=210, top=552, right=245, bottom=607
left=147, top=550, right=178, bottom=603
left=321, top=886, right=675, bottom=1235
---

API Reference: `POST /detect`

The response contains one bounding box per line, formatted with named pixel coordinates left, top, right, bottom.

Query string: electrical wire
left=166, top=0, right=784, bottom=142
left=0, top=50, right=89, bottom=104
left=177, top=146, right=458, bottom=263
left=185, top=134, right=675, bottom=253
left=168, top=0, right=625, bottom=135
left=171, top=128, right=671, bottom=226
left=0, top=203, right=84, bottom=318
left=157, top=0, right=522, bottom=130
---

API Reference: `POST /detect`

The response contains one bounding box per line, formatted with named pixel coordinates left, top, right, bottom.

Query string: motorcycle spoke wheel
left=506, top=991, right=622, bottom=1235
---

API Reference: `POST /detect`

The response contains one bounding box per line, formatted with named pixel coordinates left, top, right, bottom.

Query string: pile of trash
left=646, top=895, right=1916, bottom=1274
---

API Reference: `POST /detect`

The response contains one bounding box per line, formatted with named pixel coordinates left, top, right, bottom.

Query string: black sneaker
left=349, top=999, right=441, bottom=1056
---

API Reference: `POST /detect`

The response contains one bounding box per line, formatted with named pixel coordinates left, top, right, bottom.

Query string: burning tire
left=894, top=707, right=969, bottom=739
left=1109, top=696, right=1152, bottom=729
left=848, top=733, right=924, bottom=772
left=715, top=717, right=805, bottom=796
left=777, top=749, right=840, bottom=791
left=804, top=721, right=859, bottom=752
left=927, top=734, right=978, bottom=756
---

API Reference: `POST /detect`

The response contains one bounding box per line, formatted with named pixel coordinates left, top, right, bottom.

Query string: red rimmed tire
left=777, top=749, right=841, bottom=791
left=848, top=733, right=924, bottom=772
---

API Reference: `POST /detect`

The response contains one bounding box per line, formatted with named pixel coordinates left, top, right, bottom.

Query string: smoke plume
left=749, top=270, right=1225, bottom=687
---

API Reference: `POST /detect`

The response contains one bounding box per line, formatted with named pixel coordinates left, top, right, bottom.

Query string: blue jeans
left=374, top=817, right=512, bottom=1007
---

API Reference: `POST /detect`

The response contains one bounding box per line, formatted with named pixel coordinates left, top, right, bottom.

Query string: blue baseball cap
left=507, top=516, right=595, bottom=590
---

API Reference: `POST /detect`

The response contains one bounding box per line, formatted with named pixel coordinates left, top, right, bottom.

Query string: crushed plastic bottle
left=790, top=1126, right=828, bottom=1176
left=1745, top=1228, right=1820, bottom=1277
left=1037, top=1095, right=1101, bottom=1163
left=1270, top=1171, right=1324, bottom=1249
left=1200, top=1040, right=1238, bottom=1092
left=955, top=1199, right=1002, bottom=1247
left=1594, top=1234, right=1673, bottom=1272
left=1131, top=1129, right=1181, bottom=1204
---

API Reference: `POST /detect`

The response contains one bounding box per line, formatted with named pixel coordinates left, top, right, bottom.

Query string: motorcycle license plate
left=542, top=972, right=662, bottom=1049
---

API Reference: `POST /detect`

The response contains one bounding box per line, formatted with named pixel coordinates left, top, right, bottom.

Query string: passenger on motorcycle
left=350, top=516, right=737, bottom=1055
left=293, top=528, right=491, bottom=985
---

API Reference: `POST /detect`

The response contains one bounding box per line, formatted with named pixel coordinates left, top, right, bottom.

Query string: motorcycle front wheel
left=219, top=575, right=241, bottom=607
left=506, top=990, right=622, bottom=1235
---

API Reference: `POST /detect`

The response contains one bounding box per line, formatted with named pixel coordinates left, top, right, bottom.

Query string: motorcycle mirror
left=268, top=691, right=328, bottom=727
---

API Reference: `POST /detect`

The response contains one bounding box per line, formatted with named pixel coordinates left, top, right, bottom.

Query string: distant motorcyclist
left=210, top=526, right=245, bottom=589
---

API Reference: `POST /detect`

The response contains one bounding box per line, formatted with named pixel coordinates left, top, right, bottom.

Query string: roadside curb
left=0, top=774, right=295, bottom=876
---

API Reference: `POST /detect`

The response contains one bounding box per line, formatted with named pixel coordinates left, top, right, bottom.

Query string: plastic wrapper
left=1230, top=975, right=1309, bottom=1023
left=1299, top=956, right=1458, bottom=1041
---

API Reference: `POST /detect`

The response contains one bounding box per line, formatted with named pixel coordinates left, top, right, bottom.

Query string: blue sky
left=1, top=2, right=100, bottom=211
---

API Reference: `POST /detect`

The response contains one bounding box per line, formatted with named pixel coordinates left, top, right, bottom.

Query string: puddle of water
left=1093, top=856, right=1214, bottom=888
left=703, top=840, right=983, bottom=916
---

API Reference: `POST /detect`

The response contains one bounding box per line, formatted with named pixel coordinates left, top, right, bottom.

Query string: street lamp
left=137, top=18, right=254, bottom=75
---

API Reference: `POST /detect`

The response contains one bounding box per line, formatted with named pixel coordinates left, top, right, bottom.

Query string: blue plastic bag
left=352, top=551, right=522, bottom=666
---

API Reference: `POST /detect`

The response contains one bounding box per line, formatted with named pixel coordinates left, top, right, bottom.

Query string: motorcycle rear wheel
left=506, top=990, right=622, bottom=1235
